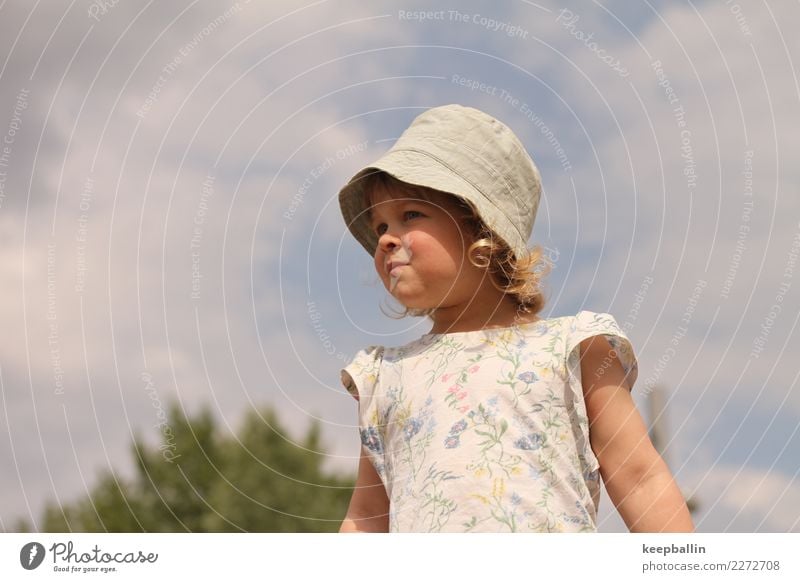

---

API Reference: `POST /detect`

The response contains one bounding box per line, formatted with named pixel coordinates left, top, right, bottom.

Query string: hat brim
left=339, top=149, right=528, bottom=258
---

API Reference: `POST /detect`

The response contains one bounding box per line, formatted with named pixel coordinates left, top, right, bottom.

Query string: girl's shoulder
left=565, top=310, right=630, bottom=340
left=358, top=314, right=575, bottom=354
left=564, top=310, right=638, bottom=390
left=340, top=345, right=385, bottom=402
left=343, top=310, right=627, bottom=364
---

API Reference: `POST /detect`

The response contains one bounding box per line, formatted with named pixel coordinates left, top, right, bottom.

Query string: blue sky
left=0, top=0, right=798, bottom=532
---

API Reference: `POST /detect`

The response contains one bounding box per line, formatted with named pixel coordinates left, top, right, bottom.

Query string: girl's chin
left=392, top=296, right=444, bottom=312
left=388, top=290, right=432, bottom=310
left=387, top=283, right=451, bottom=310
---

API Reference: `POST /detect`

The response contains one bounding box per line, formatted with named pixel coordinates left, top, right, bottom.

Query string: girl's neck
left=428, top=294, right=538, bottom=335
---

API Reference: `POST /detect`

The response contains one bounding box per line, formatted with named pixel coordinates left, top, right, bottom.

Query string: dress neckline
left=421, top=316, right=553, bottom=339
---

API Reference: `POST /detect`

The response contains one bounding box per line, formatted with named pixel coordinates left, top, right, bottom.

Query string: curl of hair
left=464, top=222, right=551, bottom=318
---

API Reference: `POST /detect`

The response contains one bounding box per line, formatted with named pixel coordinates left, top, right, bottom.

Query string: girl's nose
left=377, top=231, right=400, bottom=254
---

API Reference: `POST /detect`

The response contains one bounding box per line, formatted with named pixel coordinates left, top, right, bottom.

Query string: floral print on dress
left=513, top=432, right=544, bottom=451
left=341, top=311, right=638, bottom=532
left=360, top=426, right=383, bottom=454
left=443, top=418, right=468, bottom=449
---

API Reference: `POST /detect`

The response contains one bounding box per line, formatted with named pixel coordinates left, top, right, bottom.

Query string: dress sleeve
left=340, top=345, right=384, bottom=402
left=566, top=310, right=638, bottom=392
left=340, top=346, right=388, bottom=484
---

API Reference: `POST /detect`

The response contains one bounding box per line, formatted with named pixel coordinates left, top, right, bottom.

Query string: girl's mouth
left=388, top=262, right=409, bottom=292
left=387, top=235, right=413, bottom=292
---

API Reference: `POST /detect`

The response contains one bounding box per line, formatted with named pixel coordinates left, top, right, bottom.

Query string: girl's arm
left=339, top=447, right=390, bottom=532
left=579, top=336, right=694, bottom=532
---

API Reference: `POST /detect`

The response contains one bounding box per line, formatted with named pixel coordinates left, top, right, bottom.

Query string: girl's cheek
left=395, top=234, right=414, bottom=262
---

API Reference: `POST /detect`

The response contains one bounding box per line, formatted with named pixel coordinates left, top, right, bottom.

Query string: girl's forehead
left=369, top=183, right=424, bottom=203
left=366, top=183, right=451, bottom=212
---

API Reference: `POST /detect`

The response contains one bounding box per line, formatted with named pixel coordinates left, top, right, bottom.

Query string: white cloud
left=689, top=465, right=800, bottom=532
left=596, top=463, right=800, bottom=533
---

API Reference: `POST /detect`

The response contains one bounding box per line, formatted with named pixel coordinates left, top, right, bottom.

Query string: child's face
left=367, top=185, right=487, bottom=311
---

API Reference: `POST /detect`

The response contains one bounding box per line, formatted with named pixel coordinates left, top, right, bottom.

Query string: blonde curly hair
left=362, top=171, right=550, bottom=319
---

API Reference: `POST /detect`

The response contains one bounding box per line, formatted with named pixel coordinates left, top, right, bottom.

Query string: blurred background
left=0, top=0, right=798, bottom=532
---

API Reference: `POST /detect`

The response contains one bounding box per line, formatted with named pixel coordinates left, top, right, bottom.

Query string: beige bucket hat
left=338, top=104, right=542, bottom=259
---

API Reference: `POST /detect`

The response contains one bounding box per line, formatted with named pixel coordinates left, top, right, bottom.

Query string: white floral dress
left=341, top=311, right=638, bottom=532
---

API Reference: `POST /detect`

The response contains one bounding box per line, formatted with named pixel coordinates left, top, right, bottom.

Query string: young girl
left=336, top=104, right=693, bottom=533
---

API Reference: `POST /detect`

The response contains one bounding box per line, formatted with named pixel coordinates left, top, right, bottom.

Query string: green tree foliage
left=41, top=404, right=354, bottom=532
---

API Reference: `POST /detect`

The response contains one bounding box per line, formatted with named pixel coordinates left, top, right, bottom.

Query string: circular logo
left=19, top=542, right=46, bottom=570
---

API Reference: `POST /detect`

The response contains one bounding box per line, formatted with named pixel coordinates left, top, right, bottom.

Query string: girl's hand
left=580, top=335, right=694, bottom=532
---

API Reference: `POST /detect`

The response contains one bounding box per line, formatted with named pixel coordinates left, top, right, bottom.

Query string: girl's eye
left=373, top=211, right=423, bottom=236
